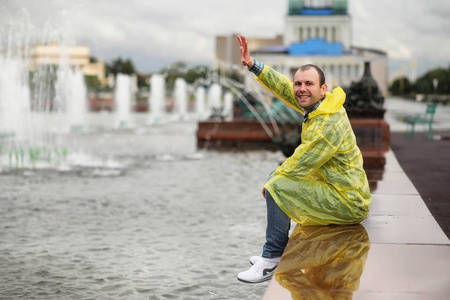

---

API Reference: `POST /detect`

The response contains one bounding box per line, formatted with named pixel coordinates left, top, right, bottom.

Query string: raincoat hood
left=310, top=87, right=346, bottom=118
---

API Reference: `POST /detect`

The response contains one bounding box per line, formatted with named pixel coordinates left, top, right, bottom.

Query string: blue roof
left=289, top=38, right=343, bottom=55
left=301, top=8, right=333, bottom=15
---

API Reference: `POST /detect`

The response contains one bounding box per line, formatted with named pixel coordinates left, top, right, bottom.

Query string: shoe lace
left=252, top=258, right=273, bottom=273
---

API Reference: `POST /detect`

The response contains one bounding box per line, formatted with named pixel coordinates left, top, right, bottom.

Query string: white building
left=215, top=0, right=388, bottom=94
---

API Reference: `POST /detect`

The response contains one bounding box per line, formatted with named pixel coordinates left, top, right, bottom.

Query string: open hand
left=237, top=35, right=254, bottom=68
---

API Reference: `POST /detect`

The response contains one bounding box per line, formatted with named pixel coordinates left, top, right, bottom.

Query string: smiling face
left=293, top=67, right=327, bottom=110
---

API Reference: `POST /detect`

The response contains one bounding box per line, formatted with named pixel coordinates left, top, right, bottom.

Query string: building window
left=332, top=27, right=336, bottom=42
left=316, top=27, right=320, bottom=38
left=299, top=28, right=303, bottom=42
left=324, top=27, right=328, bottom=41
left=307, top=27, right=311, bottom=39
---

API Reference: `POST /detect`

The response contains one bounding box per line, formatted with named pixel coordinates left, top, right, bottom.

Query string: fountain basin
left=197, top=118, right=390, bottom=171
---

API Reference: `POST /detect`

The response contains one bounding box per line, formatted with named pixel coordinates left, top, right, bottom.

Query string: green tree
left=185, top=65, right=210, bottom=84
left=84, top=75, right=100, bottom=89
left=106, top=57, right=136, bottom=76
left=388, top=65, right=450, bottom=96
left=415, top=66, right=450, bottom=95
left=137, top=73, right=150, bottom=88
left=389, top=76, right=413, bottom=96
left=160, top=61, right=212, bottom=90
left=160, top=61, right=187, bottom=90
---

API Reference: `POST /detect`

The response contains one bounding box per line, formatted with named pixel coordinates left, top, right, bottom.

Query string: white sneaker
left=250, top=255, right=260, bottom=265
left=237, top=256, right=281, bottom=283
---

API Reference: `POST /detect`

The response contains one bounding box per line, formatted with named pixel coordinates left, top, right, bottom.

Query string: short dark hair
left=299, top=64, right=326, bottom=87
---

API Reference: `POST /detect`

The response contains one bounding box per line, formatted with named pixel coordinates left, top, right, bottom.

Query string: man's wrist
left=247, top=58, right=264, bottom=76
left=248, top=58, right=254, bottom=68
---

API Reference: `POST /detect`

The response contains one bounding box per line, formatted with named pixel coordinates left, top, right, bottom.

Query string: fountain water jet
left=0, top=29, right=89, bottom=169
left=223, top=92, right=233, bottom=121
left=207, top=83, right=222, bottom=118
left=0, top=57, right=31, bottom=140
left=174, top=78, right=187, bottom=121
left=148, top=74, right=165, bottom=124
left=55, top=66, right=87, bottom=132
left=195, top=86, right=206, bottom=120
left=115, top=73, right=132, bottom=127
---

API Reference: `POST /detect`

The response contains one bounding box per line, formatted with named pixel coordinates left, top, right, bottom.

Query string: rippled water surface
left=1, top=118, right=286, bottom=299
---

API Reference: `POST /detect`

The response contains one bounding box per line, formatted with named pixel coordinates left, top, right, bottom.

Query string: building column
left=326, top=26, right=332, bottom=42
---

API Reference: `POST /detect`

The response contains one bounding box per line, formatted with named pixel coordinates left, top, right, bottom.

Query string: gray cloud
left=1, top=0, right=449, bottom=77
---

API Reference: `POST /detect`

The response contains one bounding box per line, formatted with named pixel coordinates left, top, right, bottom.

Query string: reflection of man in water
left=236, top=35, right=372, bottom=283
left=275, top=225, right=370, bottom=299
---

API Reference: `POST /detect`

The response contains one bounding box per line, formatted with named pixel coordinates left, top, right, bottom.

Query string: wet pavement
left=390, top=131, right=450, bottom=239
left=263, top=98, right=450, bottom=299
left=263, top=149, right=450, bottom=299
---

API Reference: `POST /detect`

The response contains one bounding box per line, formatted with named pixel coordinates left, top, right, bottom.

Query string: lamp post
left=432, top=78, right=438, bottom=90
left=432, top=78, right=438, bottom=103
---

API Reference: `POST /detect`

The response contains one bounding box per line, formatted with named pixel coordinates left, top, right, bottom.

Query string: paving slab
left=371, top=151, right=418, bottom=195
left=369, top=194, right=432, bottom=217
left=362, top=215, right=449, bottom=244
left=356, top=243, right=450, bottom=298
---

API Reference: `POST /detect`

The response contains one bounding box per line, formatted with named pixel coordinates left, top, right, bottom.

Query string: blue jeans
left=262, top=172, right=291, bottom=258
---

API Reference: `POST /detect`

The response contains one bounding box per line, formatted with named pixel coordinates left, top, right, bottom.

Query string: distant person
left=236, top=35, right=372, bottom=283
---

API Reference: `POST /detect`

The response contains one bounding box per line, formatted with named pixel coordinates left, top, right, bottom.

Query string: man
left=236, top=35, right=372, bottom=283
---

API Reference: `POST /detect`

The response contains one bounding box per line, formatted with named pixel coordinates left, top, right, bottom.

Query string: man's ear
left=321, top=83, right=328, bottom=97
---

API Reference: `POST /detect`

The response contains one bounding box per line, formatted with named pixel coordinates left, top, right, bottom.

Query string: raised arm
left=237, top=35, right=302, bottom=113
left=237, top=35, right=254, bottom=68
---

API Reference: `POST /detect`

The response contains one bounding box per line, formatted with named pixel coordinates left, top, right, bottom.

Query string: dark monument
left=344, top=62, right=386, bottom=119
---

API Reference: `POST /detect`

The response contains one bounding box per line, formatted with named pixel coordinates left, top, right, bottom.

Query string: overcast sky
left=1, top=0, right=449, bottom=79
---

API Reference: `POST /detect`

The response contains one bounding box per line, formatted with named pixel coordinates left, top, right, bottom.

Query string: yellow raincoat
left=259, top=66, right=372, bottom=226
